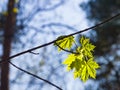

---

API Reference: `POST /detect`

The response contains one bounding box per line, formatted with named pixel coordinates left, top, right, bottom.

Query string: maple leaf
left=79, top=59, right=100, bottom=82
left=55, top=36, right=74, bottom=51
left=80, top=36, right=95, bottom=58
left=55, top=35, right=100, bottom=82
left=62, top=54, right=76, bottom=71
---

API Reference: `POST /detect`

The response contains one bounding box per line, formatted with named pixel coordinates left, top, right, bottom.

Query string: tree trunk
left=0, top=0, right=15, bottom=90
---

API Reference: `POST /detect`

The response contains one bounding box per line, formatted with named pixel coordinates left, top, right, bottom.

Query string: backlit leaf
left=55, top=35, right=100, bottom=82
left=63, top=54, right=76, bottom=71
left=79, top=59, right=100, bottom=82
left=55, top=36, right=74, bottom=51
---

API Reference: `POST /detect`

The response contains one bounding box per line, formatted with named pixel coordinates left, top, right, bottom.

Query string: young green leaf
left=55, top=35, right=100, bottom=82
left=62, top=54, right=76, bottom=71
left=55, top=36, right=74, bottom=51
left=80, top=36, right=95, bottom=58
left=73, top=59, right=100, bottom=82
left=80, top=61, right=89, bottom=82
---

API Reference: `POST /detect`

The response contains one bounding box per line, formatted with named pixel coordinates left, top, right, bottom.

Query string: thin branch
left=0, top=13, right=120, bottom=64
left=67, top=13, right=120, bottom=37
left=23, top=0, right=64, bottom=25
left=73, top=40, right=79, bottom=48
left=54, top=42, right=78, bottom=54
left=9, top=61, right=63, bottom=90
left=29, top=51, right=39, bottom=55
left=0, top=40, right=56, bottom=64
left=41, top=22, right=78, bottom=31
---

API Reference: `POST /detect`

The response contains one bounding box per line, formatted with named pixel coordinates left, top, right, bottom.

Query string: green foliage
left=79, top=36, right=95, bottom=58
left=55, top=36, right=74, bottom=51
left=54, top=36, right=100, bottom=82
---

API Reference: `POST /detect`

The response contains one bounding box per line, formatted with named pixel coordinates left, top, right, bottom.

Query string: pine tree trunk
left=0, top=0, right=15, bottom=90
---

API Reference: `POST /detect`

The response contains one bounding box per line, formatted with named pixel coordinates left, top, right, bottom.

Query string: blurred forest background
left=0, top=0, right=120, bottom=90
left=81, top=0, right=120, bottom=90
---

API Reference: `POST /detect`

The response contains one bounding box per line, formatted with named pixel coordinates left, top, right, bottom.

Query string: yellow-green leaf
left=55, top=36, right=74, bottom=51
left=56, top=35, right=100, bottom=82
left=63, top=54, right=76, bottom=71
left=79, top=59, right=100, bottom=82
left=79, top=61, right=89, bottom=82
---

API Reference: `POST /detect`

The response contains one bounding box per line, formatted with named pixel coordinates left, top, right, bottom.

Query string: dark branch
left=0, top=40, right=57, bottom=64
left=54, top=42, right=78, bottom=54
left=67, top=13, right=120, bottom=37
left=0, top=13, right=120, bottom=64
left=29, top=51, right=39, bottom=55
left=9, top=61, right=63, bottom=90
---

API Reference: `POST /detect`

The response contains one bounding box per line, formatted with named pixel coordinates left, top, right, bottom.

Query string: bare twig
left=54, top=42, right=78, bottom=54
left=9, top=61, right=63, bottom=90
left=29, top=51, right=39, bottom=55
left=0, top=13, right=120, bottom=64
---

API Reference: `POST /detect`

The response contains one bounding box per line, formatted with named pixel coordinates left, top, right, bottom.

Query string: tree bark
left=0, top=0, right=15, bottom=90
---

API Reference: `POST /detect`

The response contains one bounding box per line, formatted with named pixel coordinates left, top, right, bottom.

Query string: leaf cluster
left=55, top=36, right=100, bottom=82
